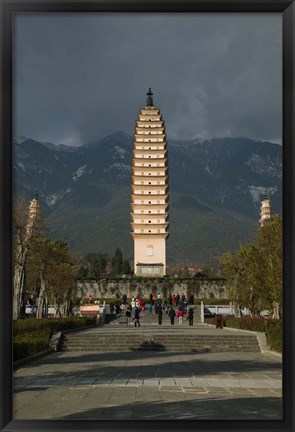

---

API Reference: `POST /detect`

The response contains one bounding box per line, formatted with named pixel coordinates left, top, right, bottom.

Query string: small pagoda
left=259, top=190, right=273, bottom=227
left=26, top=190, right=41, bottom=238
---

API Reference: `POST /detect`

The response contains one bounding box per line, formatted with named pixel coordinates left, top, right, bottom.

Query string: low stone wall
left=75, top=277, right=228, bottom=300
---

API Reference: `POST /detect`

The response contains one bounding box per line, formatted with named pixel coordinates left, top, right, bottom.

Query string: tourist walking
left=131, top=298, right=136, bottom=314
left=147, top=302, right=153, bottom=314
left=180, top=300, right=186, bottom=311
left=216, top=314, right=223, bottom=329
left=115, top=302, right=121, bottom=315
left=163, top=299, right=168, bottom=313
left=176, top=293, right=180, bottom=306
left=149, top=292, right=154, bottom=305
left=134, top=307, right=141, bottom=327
left=157, top=305, right=163, bottom=325
left=172, top=294, right=176, bottom=306
left=168, top=306, right=176, bottom=325
left=122, top=294, right=127, bottom=305
left=125, top=305, right=131, bottom=327
left=188, top=308, right=194, bottom=326
left=177, top=307, right=184, bottom=325
left=168, top=293, right=172, bottom=306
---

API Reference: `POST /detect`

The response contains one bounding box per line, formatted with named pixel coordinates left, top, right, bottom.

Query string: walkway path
left=13, top=324, right=282, bottom=420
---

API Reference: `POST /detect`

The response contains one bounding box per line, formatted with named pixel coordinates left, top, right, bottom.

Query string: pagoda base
left=136, top=263, right=164, bottom=277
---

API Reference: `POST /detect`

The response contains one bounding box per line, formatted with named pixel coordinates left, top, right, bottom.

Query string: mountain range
left=13, top=132, right=282, bottom=267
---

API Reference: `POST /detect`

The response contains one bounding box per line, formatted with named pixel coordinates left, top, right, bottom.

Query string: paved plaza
left=13, top=325, right=282, bottom=420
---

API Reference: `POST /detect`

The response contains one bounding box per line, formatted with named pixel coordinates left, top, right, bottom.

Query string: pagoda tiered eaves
left=131, top=89, right=169, bottom=276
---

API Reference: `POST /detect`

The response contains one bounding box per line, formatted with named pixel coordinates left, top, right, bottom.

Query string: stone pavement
left=13, top=347, right=282, bottom=420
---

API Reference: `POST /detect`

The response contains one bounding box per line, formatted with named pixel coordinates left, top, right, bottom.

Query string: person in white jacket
left=131, top=298, right=136, bottom=314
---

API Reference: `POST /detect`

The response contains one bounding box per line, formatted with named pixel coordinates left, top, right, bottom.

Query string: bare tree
left=12, top=195, right=42, bottom=320
left=27, top=239, right=74, bottom=318
left=12, top=197, right=30, bottom=320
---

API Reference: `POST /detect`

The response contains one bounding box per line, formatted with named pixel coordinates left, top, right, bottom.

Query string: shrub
left=266, top=320, right=282, bottom=353
left=13, top=317, right=96, bottom=361
left=205, top=317, right=216, bottom=325
left=205, top=316, right=282, bottom=352
left=14, top=330, right=51, bottom=361
left=13, top=317, right=96, bottom=337
left=197, top=298, right=231, bottom=305
left=222, top=316, right=269, bottom=332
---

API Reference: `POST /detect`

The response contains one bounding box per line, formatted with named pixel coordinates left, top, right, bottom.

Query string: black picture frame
left=1, top=1, right=294, bottom=431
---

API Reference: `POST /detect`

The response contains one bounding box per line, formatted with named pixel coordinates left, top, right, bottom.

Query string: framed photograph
left=1, top=1, right=294, bottom=431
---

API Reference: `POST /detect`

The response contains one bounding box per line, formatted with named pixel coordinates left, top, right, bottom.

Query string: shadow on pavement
left=14, top=352, right=281, bottom=383
left=56, top=395, right=283, bottom=420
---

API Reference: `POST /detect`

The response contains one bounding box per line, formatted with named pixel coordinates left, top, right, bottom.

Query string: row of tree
left=13, top=197, right=131, bottom=320
left=219, top=214, right=282, bottom=319
left=13, top=197, right=76, bottom=319
left=76, top=247, right=131, bottom=279
left=14, top=195, right=281, bottom=320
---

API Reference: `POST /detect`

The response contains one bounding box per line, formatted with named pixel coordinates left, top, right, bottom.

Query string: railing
left=200, top=302, right=250, bottom=323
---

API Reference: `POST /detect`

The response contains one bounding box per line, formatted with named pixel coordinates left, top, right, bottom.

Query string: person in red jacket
left=172, top=294, right=176, bottom=306
left=177, top=307, right=184, bottom=325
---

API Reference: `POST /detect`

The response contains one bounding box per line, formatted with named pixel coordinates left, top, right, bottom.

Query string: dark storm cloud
left=14, top=13, right=282, bottom=146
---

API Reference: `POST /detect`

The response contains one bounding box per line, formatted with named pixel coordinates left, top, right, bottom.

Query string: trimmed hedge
left=13, top=317, right=96, bottom=361
left=266, top=320, right=282, bottom=353
left=14, top=330, right=52, bottom=361
left=13, top=317, right=96, bottom=336
left=205, top=316, right=282, bottom=353
left=198, top=299, right=230, bottom=305
left=221, top=316, right=270, bottom=332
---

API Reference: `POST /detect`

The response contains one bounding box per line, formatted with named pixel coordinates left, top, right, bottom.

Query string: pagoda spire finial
left=34, top=189, right=38, bottom=200
left=146, top=87, right=154, bottom=107
left=263, top=189, right=269, bottom=200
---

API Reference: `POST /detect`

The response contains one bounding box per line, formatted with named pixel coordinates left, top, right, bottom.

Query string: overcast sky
left=13, top=13, right=282, bottom=146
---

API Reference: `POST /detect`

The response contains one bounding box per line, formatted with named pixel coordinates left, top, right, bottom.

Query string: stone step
left=61, top=338, right=257, bottom=345
left=61, top=332, right=260, bottom=352
left=64, top=336, right=258, bottom=341
left=61, top=347, right=260, bottom=352
left=63, top=340, right=259, bottom=346
left=63, top=344, right=257, bottom=351
left=62, top=340, right=259, bottom=346
left=105, top=312, right=203, bottom=325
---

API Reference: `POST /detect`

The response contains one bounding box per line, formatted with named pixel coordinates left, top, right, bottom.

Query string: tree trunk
left=272, top=301, right=280, bottom=319
left=53, top=301, right=62, bottom=318
left=36, top=267, right=46, bottom=319
left=233, top=300, right=241, bottom=318
left=13, top=240, right=27, bottom=320
left=63, top=298, right=72, bottom=317
left=13, top=262, right=26, bottom=320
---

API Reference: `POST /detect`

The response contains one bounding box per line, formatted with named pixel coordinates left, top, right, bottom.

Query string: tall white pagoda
left=131, top=88, right=169, bottom=276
